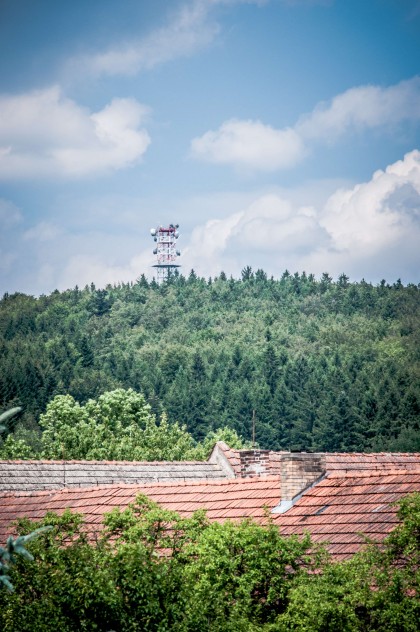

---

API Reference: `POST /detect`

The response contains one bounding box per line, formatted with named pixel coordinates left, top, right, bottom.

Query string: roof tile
left=0, top=452, right=419, bottom=561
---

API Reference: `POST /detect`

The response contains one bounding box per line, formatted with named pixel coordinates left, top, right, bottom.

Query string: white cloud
left=183, top=150, right=420, bottom=281
left=2, top=151, right=419, bottom=295
left=303, top=149, right=420, bottom=277
left=190, top=119, right=305, bottom=171
left=84, top=6, right=217, bottom=76
left=191, top=76, right=420, bottom=172
left=0, top=211, right=157, bottom=294
left=70, top=0, right=267, bottom=78
left=23, top=222, right=62, bottom=242
left=183, top=193, right=328, bottom=276
left=297, top=76, right=420, bottom=141
left=58, top=251, right=152, bottom=290
left=0, top=86, right=151, bottom=179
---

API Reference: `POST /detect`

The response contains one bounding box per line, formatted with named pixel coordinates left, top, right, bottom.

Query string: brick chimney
left=208, top=442, right=275, bottom=478
left=272, top=452, right=326, bottom=514
left=239, top=449, right=271, bottom=477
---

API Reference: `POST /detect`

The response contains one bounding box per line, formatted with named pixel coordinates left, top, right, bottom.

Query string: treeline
left=0, top=389, right=246, bottom=460
left=1, top=492, right=419, bottom=630
left=1, top=268, right=419, bottom=452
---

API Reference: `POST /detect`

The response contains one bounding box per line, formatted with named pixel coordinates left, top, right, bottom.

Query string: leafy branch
left=0, top=407, right=22, bottom=435
left=0, top=527, right=52, bottom=591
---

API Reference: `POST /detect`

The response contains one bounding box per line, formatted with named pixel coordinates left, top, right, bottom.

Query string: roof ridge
left=328, top=467, right=420, bottom=479
left=1, top=452, right=418, bottom=465
left=325, top=452, right=420, bottom=457
left=0, top=489, right=56, bottom=498
left=0, top=475, right=282, bottom=498
left=0, top=459, right=220, bottom=465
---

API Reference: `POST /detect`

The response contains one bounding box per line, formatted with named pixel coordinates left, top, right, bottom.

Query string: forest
left=0, top=268, right=419, bottom=457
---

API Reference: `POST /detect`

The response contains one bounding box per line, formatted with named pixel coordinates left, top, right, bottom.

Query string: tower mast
left=150, top=223, right=181, bottom=283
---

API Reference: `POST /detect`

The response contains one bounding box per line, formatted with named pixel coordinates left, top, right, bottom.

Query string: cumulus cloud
left=0, top=86, right=151, bottom=179
left=191, top=120, right=306, bottom=171
left=183, top=194, right=328, bottom=276
left=3, top=152, right=418, bottom=294
left=183, top=150, right=420, bottom=281
left=303, top=149, right=420, bottom=277
left=191, top=76, right=420, bottom=172
left=297, top=76, right=420, bottom=141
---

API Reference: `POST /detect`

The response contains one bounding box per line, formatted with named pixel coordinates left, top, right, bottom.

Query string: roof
left=1, top=446, right=418, bottom=492
left=210, top=442, right=420, bottom=478
left=1, top=468, right=419, bottom=559
left=0, top=445, right=419, bottom=560
left=0, top=460, right=228, bottom=491
left=0, top=476, right=281, bottom=542
left=272, top=468, right=420, bottom=560
left=209, top=442, right=283, bottom=477
left=324, top=452, right=420, bottom=471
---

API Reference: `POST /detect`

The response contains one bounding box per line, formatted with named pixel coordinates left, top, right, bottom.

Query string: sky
left=0, top=0, right=420, bottom=295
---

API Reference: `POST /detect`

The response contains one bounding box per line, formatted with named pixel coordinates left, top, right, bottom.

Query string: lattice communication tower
left=150, top=223, right=181, bottom=283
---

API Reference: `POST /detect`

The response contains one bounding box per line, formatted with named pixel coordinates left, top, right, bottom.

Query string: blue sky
left=1, top=0, right=419, bottom=295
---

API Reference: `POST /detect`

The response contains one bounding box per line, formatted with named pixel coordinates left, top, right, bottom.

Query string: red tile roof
left=1, top=447, right=419, bottom=561
left=324, top=453, right=420, bottom=471
left=1, top=468, right=419, bottom=559
left=0, top=476, right=282, bottom=542
left=212, top=443, right=419, bottom=478
left=211, top=442, right=285, bottom=477
left=2, top=447, right=418, bottom=492
left=272, top=469, right=420, bottom=559
left=210, top=441, right=420, bottom=477
left=209, top=442, right=242, bottom=475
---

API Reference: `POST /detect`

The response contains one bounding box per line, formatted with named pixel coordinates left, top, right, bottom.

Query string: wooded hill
left=1, top=269, right=419, bottom=453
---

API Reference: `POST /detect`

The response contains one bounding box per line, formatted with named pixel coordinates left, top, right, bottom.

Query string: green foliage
left=193, top=426, right=251, bottom=459
left=0, top=388, right=250, bottom=461
left=1, top=493, right=419, bottom=631
left=1, top=273, right=419, bottom=452
left=39, top=388, right=200, bottom=461
left=180, top=518, right=322, bottom=630
left=0, top=496, right=318, bottom=631
left=0, top=526, right=51, bottom=592
left=0, top=407, right=36, bottom=459
left=362, top=492, right=420, bottom=631
left=0, top=434, right=36, bottom=459
left=0, top=511, right=119, bottom=631
left=0, top=407, right=22, bottom=435
left=102, top=495, right=210, bottom=631
left=273, top=492, right=420, bottom=631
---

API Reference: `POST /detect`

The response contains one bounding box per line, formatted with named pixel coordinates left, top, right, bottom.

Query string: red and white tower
left=150, top=223, right=181, bottom=283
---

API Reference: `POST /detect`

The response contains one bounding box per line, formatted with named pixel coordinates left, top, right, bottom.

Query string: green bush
left=0, top=493, right=418, bottom=631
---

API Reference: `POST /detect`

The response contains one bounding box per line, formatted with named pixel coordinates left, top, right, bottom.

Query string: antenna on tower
left=150, top=223, right=181, bottom=283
